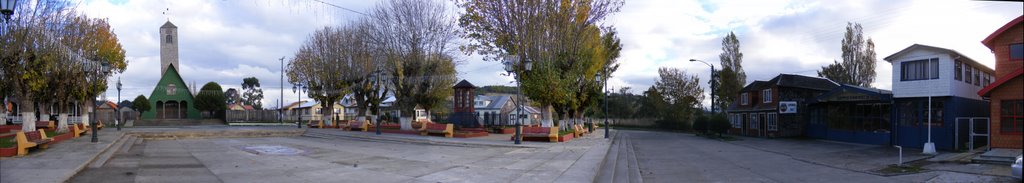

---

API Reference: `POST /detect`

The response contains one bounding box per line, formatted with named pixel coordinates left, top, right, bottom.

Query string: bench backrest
left=36, top=121, right=51, bottom=127
left=522, top=127, right=552, bottom=134
left=350, top=120, right=364, bottom=127
left=25, top=131, right=41, bottom=141
left=426, top=123, right=447, bottom=130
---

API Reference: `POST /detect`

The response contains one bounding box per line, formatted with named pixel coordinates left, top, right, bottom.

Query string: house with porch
left=726, top=74, right=839, bottom=138
left=883, top=44, right=993, bottom=151
left=977, top=15, right=1023, bottom=150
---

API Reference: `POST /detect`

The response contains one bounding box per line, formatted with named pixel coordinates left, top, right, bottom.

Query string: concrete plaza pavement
left=64, top=126, right=611, bottom=183
left=0, top=129, right=125, bottom=183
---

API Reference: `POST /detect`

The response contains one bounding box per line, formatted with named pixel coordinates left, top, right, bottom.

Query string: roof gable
left=161, top=21, right=177, bottom=28
left=883, top=44, right=993, bottom=73
left=148, top=65, right=195, bottom=101
left=454, top=80, right=477, bottom=88
left=982, top=16, right=1023, bottom=49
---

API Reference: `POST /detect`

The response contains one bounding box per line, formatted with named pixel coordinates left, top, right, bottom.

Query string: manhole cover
left=241, top=145, right=305, bottom=155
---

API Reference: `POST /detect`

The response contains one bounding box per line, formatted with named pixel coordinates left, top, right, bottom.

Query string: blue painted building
left=884, top=44, right=994, bottom=150
left=808, top=84, right=893, bottom=145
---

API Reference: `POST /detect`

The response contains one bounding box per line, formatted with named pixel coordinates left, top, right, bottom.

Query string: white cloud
left=85, top=0, right=1022, bottom=109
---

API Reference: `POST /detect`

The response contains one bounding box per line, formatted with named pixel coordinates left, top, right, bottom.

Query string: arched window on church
left=166, top=35, right=173, bottom=43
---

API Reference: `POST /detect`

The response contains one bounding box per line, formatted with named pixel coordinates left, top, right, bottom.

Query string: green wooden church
left=141, top=21, right=200, bottom=119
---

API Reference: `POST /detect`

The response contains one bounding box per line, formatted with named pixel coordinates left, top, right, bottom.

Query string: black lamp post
left=596, top=71, right=608, bottom=139
left=371, top=69, right=387, bottom=135
left=503, top=55, right=531, bottom=145
left=293, top=84, right=305, bottom=128
left=92, top=62, right=110, bottom=143
left=116, top=77, right=121, bottom=131
left=1, top=0, right=16, bottom=22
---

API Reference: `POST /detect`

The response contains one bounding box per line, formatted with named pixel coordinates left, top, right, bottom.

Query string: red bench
left=16, top=129, right=52, bottom=156
left=519, top=126, right=558, bottom=142
left=419, top=123, right=453, bottom=138
left=346, top=120, right=368, bottom=131
left=36, top=121, right=54, bottom=130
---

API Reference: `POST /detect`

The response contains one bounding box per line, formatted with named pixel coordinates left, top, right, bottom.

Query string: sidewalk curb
left=555, top=132, right=615, bottom=183
left=61, top=131, right=126, bottom=183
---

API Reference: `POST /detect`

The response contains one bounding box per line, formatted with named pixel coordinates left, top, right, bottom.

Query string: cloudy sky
left=78, top=0, right=1023, bottom=108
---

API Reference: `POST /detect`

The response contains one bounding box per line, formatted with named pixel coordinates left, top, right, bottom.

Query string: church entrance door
left=164, top=101, right=180, bottom=119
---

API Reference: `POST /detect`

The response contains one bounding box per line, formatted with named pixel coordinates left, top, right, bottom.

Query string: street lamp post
left=596, top=71, right=609, bottom=139
left=293, top=84, right=305, bottom=128
left=689, top=59, right=716, bottom=134
left=92, top=62, right=110, bottom=143
left=116, top=77, right=121, bottom=131
left=503, top=55, right=531, bottom=145
left=1, top=0, right=16, bottom=22
left=372, top=69, right=387, bottom=135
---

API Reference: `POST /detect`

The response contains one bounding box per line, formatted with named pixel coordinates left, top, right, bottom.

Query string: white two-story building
left=884, top=44, right=994, bottom=151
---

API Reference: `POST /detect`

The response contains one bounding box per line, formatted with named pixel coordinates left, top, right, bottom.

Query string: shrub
left=692, top=115, right=709, bottom=134
left=710, top=114, right=731, bottom=137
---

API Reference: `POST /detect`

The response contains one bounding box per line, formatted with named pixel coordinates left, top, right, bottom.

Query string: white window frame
left=767, top=113, right=778, bottom=131
left=762, top=89, right=772, bottom=103
left=730, top=114, right=741, bottom=128
left=741, top=93, right=749, bottom=105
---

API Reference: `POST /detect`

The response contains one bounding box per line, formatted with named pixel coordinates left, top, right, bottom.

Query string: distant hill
left=475, top=85, right=518, bottom=95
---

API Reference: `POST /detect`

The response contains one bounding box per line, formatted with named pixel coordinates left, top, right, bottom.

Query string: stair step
left=625, top=137, right=643, bottom=183
left=972, top=156, right=1016, bottom=165
left=88, top=134, right=131, bottom=168
left=613, top=134, right=630, bottom=183
left=117, top=136, right=136, bottom=154
left=596, top=135, right=622, bottom=183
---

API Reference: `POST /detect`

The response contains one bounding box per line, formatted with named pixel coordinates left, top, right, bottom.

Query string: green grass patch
left=0, top=137, right=14, bottom=148
left=877, top=165, right=924, bottom=174
left=558, top=130, right=575, bottom=136
left=45, top=130, right=64, bottom=138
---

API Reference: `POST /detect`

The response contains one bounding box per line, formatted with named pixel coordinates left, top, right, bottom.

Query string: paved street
left=599, top=130, right=1020, bottom=183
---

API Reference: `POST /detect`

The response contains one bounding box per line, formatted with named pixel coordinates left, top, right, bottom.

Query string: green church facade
left=141, top=66, right=200, bottom=119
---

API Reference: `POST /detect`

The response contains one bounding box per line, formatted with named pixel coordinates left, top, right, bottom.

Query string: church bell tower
left=159, top=21, right=179, bottom=75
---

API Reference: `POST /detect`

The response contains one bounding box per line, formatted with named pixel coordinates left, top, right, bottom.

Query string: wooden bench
left=72, top=123, right=87, bottom=138
left=419, top=123, right=453, bottom=138
left=307, top=120, right=324, bottom=129
left=36, top=121, right=54, bottom=131
left=572, top=124, right=584, bottom=137
left=520, top=126, right=558, bottom=142
left=346, top=120, right=368, bottom=131
left=16, top=129, right=53, bottom=156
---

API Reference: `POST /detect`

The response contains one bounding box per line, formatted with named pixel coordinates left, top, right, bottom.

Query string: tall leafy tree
left=715, top=32, right=745, bottom=113
left=654, top=67, right=704, bottom=123
left=132, top=95, right=151, bottom=120
left=288, top=26, right=361, bottom=124
left=458, top=0, right=624, bottom=127
left=194, top=82, right=226, bottom=117
left=240, top=77, right=264, bottom=110
left=224, top=88, right=240, bottom=105
left=819, top=22, right=876, bottom=87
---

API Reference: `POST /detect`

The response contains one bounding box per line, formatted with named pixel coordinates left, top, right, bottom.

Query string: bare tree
left=287, top=26, right=359, bottom=126
left=365, top=0, right=459, bottom=129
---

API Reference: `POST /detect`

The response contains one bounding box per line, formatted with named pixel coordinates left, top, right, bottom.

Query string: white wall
left=890, top=49, right=988, bottom=99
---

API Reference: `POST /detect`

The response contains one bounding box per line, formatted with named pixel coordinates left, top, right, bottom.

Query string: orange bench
left=72, top=123, right=88, bottom=137
left=419, top=123, right=453, bottom=138
left=520, top=126, right=558, bottom=142
left=16, top=129, right=52, bottom=156
left=345, top=120, right=369, bottom=131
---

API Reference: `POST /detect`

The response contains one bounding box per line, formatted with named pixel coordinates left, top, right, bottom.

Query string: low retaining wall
left=128, top=129, right=306, bottom=140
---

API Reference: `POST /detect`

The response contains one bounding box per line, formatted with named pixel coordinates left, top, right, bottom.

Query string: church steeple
left=159, top=21, right=179, bottom=76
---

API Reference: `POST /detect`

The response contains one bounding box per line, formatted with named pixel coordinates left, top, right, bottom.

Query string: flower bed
left=453, top=130, right=488, bottom=138
left=1, top=135, right=17, bottom=157
left=558, top=130, right=575, bottom=142
left=0, top=125, right=22, bottom=134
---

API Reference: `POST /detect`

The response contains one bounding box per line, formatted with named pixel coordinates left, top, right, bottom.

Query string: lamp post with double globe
left=91, top=62, right=110, bottom=143
left=502, top=55, right=531, bottom=144
left=293, top=84, right=306, bottom=128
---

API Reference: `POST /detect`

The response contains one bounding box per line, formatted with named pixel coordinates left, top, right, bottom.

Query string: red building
left=726, top=74, right=838, bottom=137
left=978, top=16, right=1023, bottom=149
left=448, top=80, right=480, bottom=128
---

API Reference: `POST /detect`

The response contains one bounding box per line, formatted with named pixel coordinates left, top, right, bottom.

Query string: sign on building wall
left=778, top=101, right=798, bottom=114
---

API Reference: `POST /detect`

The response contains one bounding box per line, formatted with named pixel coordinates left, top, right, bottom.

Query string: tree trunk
left=82, top=102, right=92, bottom=129
left=20, top=101, right=36, bottom=132
left=541, top=104, right=553, bottom=127
left=56, top=103, right=69, bottom=133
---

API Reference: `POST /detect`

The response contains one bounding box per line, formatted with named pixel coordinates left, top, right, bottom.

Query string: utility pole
left=280, top=57, right=284, bottom=125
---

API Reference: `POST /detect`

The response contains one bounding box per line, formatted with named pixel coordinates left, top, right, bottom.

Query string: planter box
left=52, top=132, right=73, bottom=143
left=453, top=131, right=489, bottom=138
left=558, top=133, right=574, bottom=142
left=0, top=147, right=15, bottom=157
left=498, top=128, right=515, bottom=134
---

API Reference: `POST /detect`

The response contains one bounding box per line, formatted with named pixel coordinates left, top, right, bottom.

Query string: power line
left=308, top=0, right=368, bottom=16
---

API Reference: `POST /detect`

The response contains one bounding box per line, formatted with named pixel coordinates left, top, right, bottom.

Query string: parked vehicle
left=1013, top=155, right=1022, bottom=180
